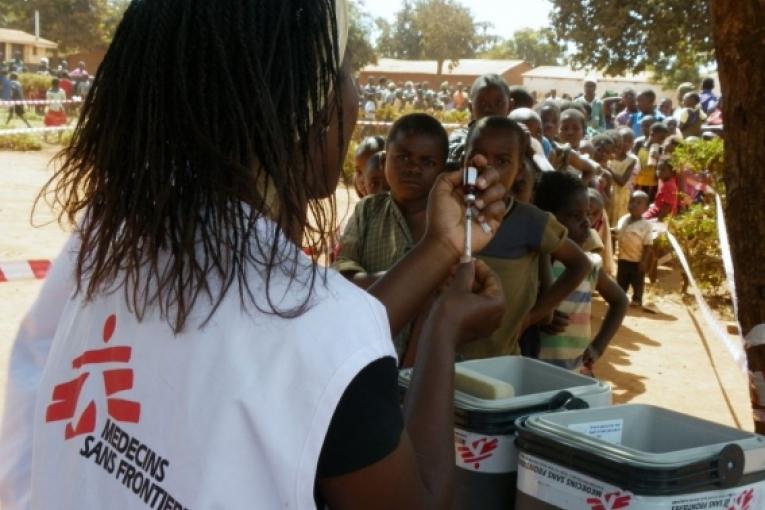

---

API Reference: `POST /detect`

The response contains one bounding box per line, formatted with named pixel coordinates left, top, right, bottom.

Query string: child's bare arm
left=525, top=239, right=592, bottom=328
left=612, top=160, right=636, bottom=187
left=638, top=243, right=653, bottom=273
left=567, top=151, right=597, bottom=184
left=589, top=268, right=629, bottom=357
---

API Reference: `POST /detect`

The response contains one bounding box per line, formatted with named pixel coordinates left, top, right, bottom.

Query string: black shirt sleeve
left=316, top=356, right=404, bottom=479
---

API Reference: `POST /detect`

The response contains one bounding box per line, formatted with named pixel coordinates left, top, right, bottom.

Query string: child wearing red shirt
left=643, top=156, right=678, bottom=221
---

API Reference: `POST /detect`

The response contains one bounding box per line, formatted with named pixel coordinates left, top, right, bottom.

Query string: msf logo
left=456, top=437, right=498, bottom=470
left=728, top=488, right=754, bottom=510
left=587, top=491, right=632, bottom=510
left=45, top=314, right=140, bottom=440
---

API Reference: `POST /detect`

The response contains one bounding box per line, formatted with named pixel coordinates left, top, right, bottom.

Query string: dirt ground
left=0, top=148, right=754, bottom=432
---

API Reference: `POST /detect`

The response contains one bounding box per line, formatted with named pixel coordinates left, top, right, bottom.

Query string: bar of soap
left=455, top=366, right=516, bottom=400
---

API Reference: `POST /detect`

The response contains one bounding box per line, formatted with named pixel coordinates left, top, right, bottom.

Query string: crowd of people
left=0, top=57, right=92, bottom=130
left=344, top=72, right=722, bottom=374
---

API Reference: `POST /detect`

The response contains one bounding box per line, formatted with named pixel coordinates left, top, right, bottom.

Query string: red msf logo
left=587, top=491, right=632, bottom=510
left=728, top=489, right=754, bottom=510
left=457, top=437, right=498, bottom=470
left=45, top=314, right=140, bottom=440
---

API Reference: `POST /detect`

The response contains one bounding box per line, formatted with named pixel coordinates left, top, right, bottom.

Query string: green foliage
left=481, top=28, right=565, bottom=67
left=669, top=203, right=727, bottom=297
left=671, top=138, right=725, bottom=194
left=0, top=0, right=129, bottom=53
left=347, top=1, right=377, bottom=72
left=18, top=73, right=54, bottom=99
left=667, top=138, right=728, bottom=297
left=0, top=133, right=43, bottom=151
left=549, top=0, right=714, bottom=89
left=376, top=0, right=479, bottom=74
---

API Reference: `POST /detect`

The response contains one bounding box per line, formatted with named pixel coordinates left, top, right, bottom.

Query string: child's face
left=354, top=150, right=375, bottom=181
left=622, top=92, right=637, bottom=110
left=658, top=162, right=674, bottom=181
left=593, top=142, right=614, bottom=165
left=522, top=119, right=543, bottom=141
left=385, top=133, right=445, bottom=204
left=556, top=189, right=591, bottom=245
left=467, top=127, right=521, bottom=191
left=560, top=116, right=584, bottom=147
left=628, top=196, right=649, bottom=218
left=472, top=85, right=511, bottom=120
left=511, top=159, right=535, bottom=204
left=641, top=119, right=654, bottom=138
left=364, top=167, right=389, bottom=196
left=650, top=131, right=668, bottom=145
left=540, top=108, right=560, bottom=140
left=637, top=94, right=654, bottom=114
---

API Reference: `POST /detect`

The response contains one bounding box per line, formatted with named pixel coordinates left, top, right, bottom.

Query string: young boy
left=615, top=191, right=654, bottom=307
left=333, top=113, right=448, bottom=358
left=4, top=73, right=32, bottom=128
left=460, top=116, right=593, bottom=359
left=535, top=172, right=628, bottom=374
left=678, top=92, right=707, bottom=138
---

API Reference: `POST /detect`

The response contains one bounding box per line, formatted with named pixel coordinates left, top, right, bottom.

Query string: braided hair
left=38, top=0, right=348, bottom=333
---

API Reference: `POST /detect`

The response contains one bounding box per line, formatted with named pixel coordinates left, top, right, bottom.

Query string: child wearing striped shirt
left=534, top=172, right=629, bottom=375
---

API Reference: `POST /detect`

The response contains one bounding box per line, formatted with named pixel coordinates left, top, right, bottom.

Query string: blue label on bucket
left=568, top=419, right=624, bottom=445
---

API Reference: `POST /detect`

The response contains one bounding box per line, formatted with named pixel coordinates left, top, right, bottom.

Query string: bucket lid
left=519, top=404, right=765, bottom=473
left=399, top=356, right=610, bottom=412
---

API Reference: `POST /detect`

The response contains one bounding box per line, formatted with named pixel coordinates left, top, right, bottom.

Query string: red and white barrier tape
left=357, top=120, right=465, bottom=129
left=0, top=260, right=52, bottom=283
left=0, top=97, right=83, bottom=107
left=0, top=125, right=73, bottom=136
left=665, top=230, right=747, bottom=371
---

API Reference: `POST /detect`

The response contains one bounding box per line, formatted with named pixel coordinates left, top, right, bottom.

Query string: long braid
left=38, top=0, right=346, bottom=332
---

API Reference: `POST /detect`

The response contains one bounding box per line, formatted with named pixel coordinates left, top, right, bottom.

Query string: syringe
left=462, top=166, right=479, bottom=262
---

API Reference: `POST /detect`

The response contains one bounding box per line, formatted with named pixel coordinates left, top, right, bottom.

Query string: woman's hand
left=424, top=155, right=507, bottom=260
left=432, top=260, right=505, bottom=345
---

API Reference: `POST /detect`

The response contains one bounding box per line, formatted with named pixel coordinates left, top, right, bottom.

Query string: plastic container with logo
left=399, top=356, right=612, bottom=509
left=515, top=404, right=765, bottom=509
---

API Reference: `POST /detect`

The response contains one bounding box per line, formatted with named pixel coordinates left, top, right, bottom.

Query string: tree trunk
left=436, top=59, right=444, bottom=77
left=710, top=1, right=765, bottom=433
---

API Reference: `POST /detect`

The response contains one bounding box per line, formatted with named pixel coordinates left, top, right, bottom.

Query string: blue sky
left=361, top=0, right=554, bottom=39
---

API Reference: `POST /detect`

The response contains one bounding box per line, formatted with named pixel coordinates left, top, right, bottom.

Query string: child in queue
left=353, top=136, right=385, bottom=198
left=584, top=188, right=616, bottom=276
left=363, top=152, right=389, bottom=196
left=607, top=127, right=640, bottom=224
left=615, top=191, right=654, bottom=308
left=634, top=122, right=670, bottom=201
left=535, top=172, right=628, bottom=374
left=334, top=113, right=448, bottom=358
left=458, top=116, right=592, bottom=359
left=643, top=156, right=679, bottom=221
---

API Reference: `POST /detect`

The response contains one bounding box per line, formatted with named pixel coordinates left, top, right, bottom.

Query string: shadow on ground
left=591, top=299, right=660, bottom=404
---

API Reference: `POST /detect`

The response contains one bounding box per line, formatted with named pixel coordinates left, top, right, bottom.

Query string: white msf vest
left=1, top=224, right=395, bottom=509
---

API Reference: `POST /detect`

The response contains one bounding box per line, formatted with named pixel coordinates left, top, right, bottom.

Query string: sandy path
left=0, top=149, right=755, bottom=434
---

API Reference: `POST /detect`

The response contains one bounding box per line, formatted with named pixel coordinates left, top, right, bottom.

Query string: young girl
left=43, top=78, right=68, bottom=143
left=643, top=156, right=679, bottom=220
left=461, top=116, right=593, bottom=359
left=535, top=172, right=628, bottom=374
left=0, top=2, right=510, bottom=508
left=559, top=108, right=587, bottom=150
left=608, top=127, right=640, bottom=224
